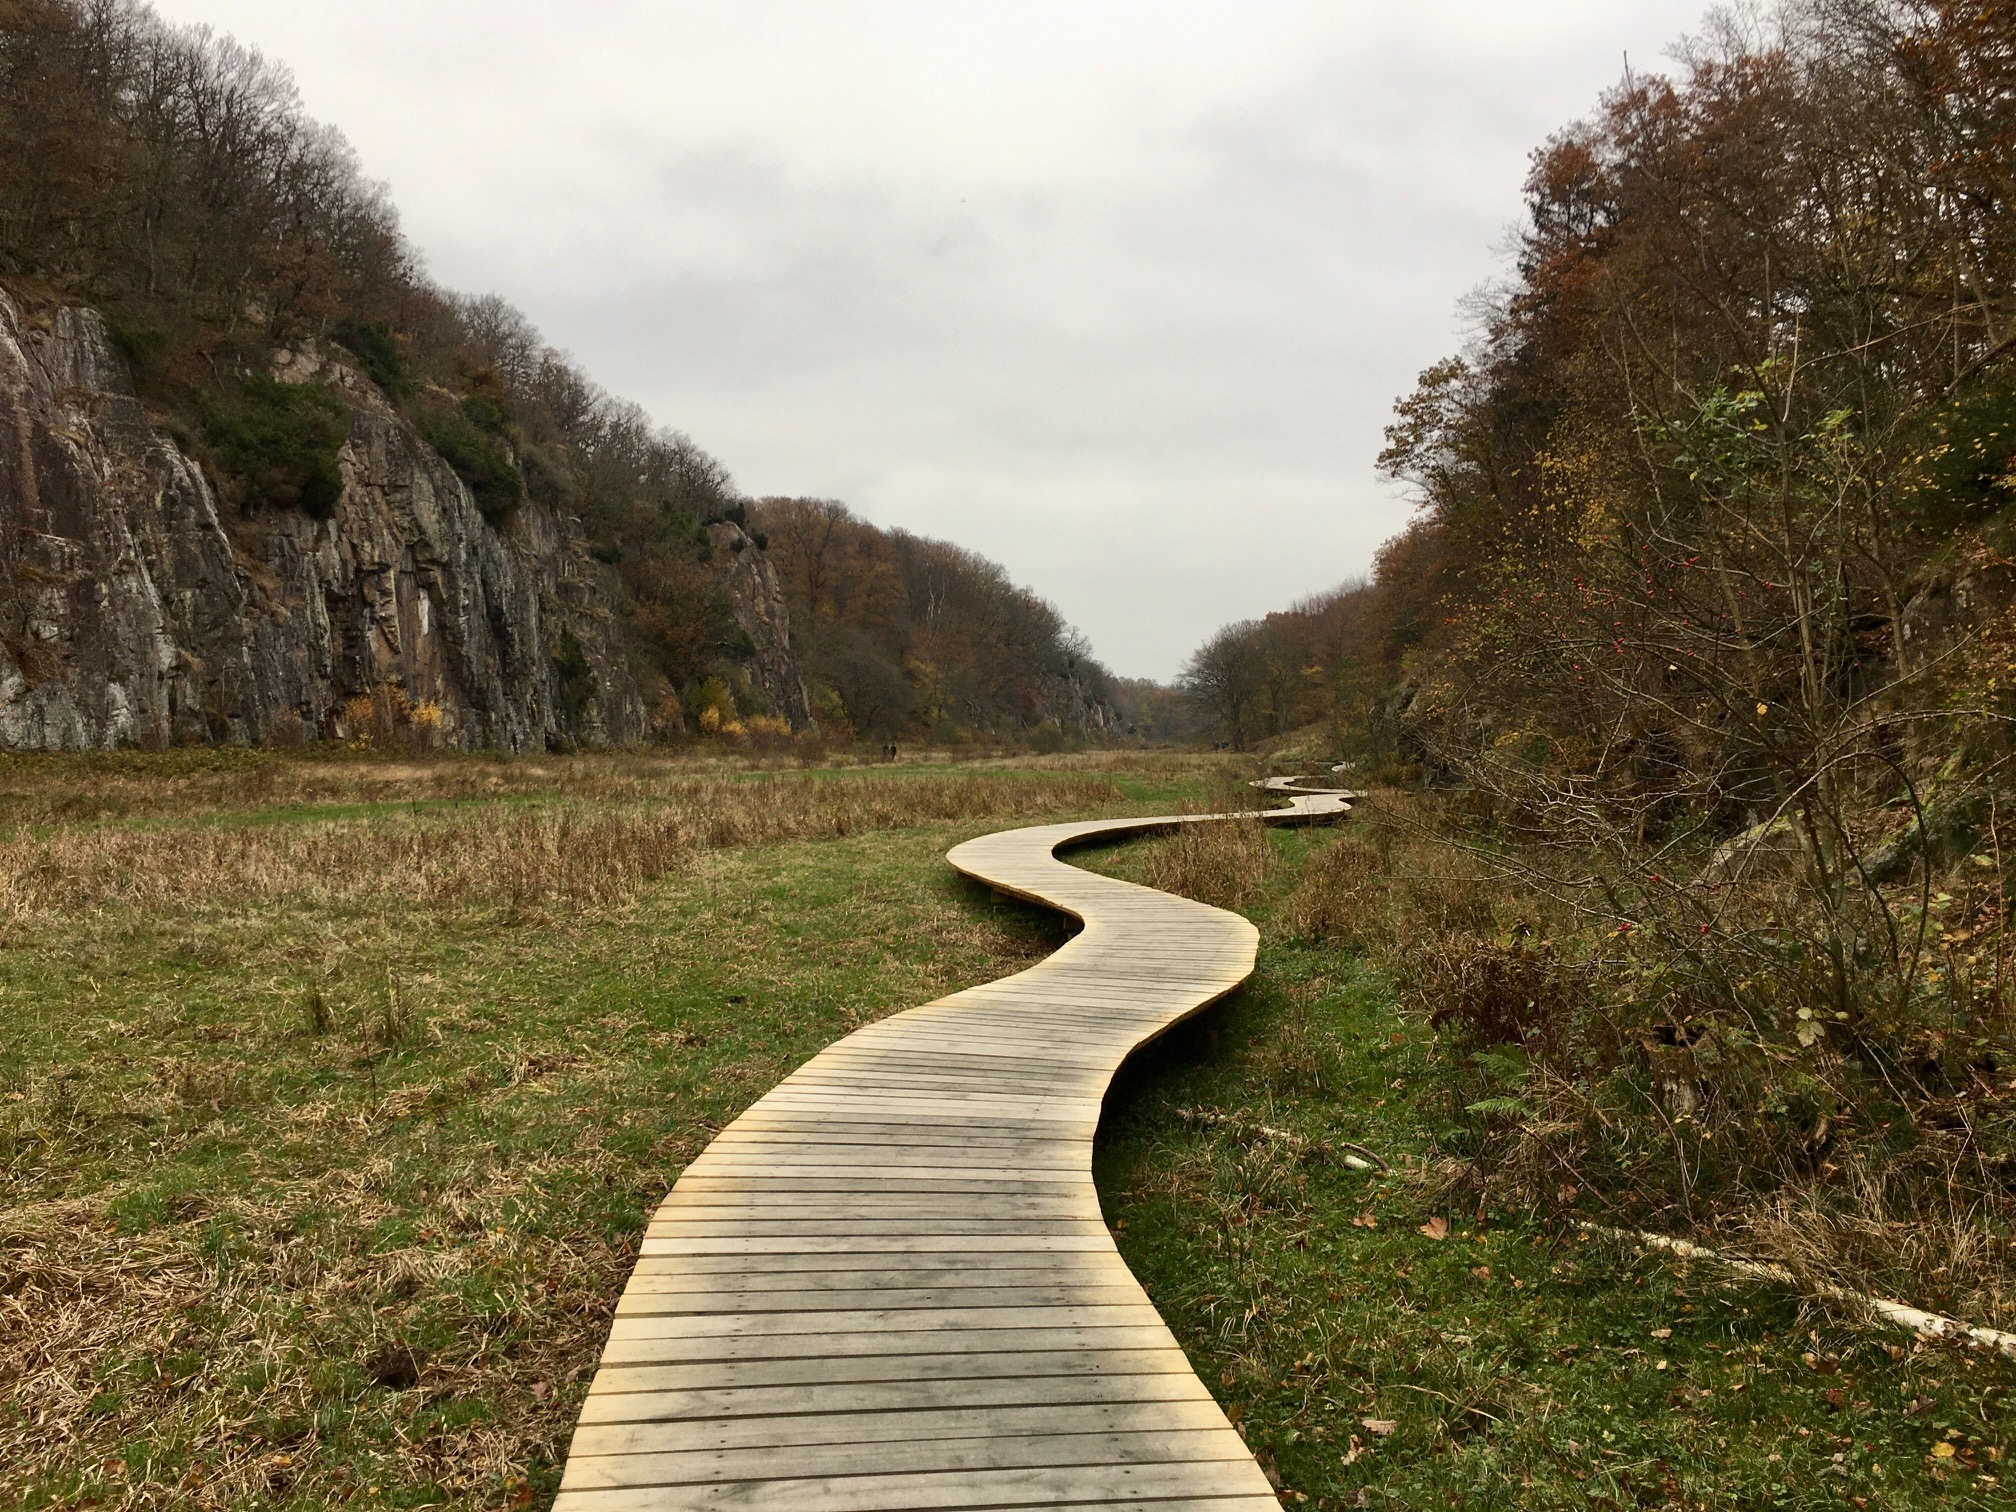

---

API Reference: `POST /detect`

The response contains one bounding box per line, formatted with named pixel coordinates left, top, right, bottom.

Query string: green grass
left=1087, top=823, right=2016, bottom=1509
left=1, top=761, right=1098, bottom=1509
left=10, top=754, right=2006, bottom=1509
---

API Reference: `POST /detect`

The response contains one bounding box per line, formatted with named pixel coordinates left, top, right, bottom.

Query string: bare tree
left=1180, top=621, right=1269, bottom=748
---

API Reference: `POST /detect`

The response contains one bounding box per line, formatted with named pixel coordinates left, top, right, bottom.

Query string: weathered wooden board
left=555, top=778, right=1353, bottom=1508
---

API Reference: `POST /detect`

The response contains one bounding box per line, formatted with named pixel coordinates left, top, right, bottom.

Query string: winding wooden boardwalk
left=556, top=777, right=1354, bottom=1510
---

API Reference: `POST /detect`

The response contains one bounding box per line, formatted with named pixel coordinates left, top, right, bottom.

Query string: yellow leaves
left=339, top=682, right=438, bottom=746
left=1756, top=702, right=1770, bottom=717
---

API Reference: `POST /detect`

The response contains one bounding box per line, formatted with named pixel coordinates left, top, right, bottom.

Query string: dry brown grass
left=1287, top=790, right=2016, bottom=1335
left=988, top=750, right=1237, bottom=778
left=1279, top=835, right=1388, bottom=945
left=1280, top=789, right=1519, bottom=949
left=1142, top=818, right=1275, bottom=913
left=0, top=745, right=1160, bottom=827
left=3, top=1149, right=627, bottom=1507
left=1, top=766, right=1099, bottom=1509
left=0, top=772, right=1124, bottom=924
left=1735, top=1150, right=2016, bottom=1333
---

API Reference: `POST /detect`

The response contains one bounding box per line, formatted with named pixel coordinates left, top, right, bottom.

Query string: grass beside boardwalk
left=0, top=749, right=1179, bottom=1510
left=1087, top=819, right=2016, bottom=1510
left=9, top=749, right=2012, bottom=1510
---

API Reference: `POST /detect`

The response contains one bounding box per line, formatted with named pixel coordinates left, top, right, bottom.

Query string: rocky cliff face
left=706, top=521, right=813, bottom=729
left=1046, top=667, right=1116, bottom=741
left=0, top=292, right=807, bottom=752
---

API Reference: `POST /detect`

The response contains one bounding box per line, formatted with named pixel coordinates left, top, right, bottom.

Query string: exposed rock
left=1701, top=814, right=1805, bottom=884
left=1045, top=662, right=1117, bottom=740
left=707, top=521, right=813, bottom=730
left=0, top=288, right=659, bottom=751
left=1862, top=757, right=1987, bottom=885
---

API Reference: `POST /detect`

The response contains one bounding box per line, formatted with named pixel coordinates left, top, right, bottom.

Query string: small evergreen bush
left=333, top=320, right=411, bottom=398
left=459, top=393, right=511, bottom=434
left=418, top=409, right=523, bottom=523
left=551, top=631, right=598, bottom=726
left=204, top=377, right=349, bottom=519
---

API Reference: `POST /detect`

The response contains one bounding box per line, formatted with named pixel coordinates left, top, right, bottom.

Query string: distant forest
left=0, top=0, right=1117, bottom=743
left=753, top=499, right=1119, bottom=745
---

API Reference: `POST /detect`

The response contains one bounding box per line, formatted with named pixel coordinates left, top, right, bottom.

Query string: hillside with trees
left=753, top=498, right=1117, bottom=744
left=1185, top=0, right=2016, bottom=1334
left=0, top=0, right=1112, bottom=750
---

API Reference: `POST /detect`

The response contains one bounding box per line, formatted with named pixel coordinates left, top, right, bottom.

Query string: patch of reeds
left=1143, top=817, right=1274, bottom=913
left=0, top=772, right=1125, bottom=924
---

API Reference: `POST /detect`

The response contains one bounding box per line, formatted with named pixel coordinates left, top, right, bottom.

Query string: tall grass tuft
left=0, top=771, right=1126, bottom=924
left=1143, top=817, right=1274, bottom=913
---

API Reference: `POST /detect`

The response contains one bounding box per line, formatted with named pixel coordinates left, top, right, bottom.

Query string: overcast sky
left=155, top=0, right=1711, bottom=681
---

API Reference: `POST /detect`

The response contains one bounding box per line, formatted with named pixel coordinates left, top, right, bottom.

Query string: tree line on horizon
left=0, top=0, right=1116, bottom=745
left=753, top=497, right=1123, bottom=745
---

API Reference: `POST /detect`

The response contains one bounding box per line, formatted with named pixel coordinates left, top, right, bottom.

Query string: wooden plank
left=554, top=1462, right=1277, bottom=1510
left=567, top=1396, right=1237, bottom=1457
left=575, top=1368, right=1211, bottom=1424
left=597, top=1324, right=1186, bottom=1367
left=625, top=1249, right=1124, bottom=1276
left=558, top=1424, right=1259, bottom=1488
left=558, top=781, right=1350, bottom=1506
left=614, top=1285, right=1151, bottom=1315
left=584, top=1346, right=1203, bottom=1396
left=604, top=1302, right=1170, bottom=1339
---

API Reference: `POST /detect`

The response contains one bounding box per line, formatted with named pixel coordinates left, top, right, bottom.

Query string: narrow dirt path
left=555, top=779, right=1353, bottom=1510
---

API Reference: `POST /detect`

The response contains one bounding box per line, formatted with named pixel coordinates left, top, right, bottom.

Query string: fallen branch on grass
left=1580, top=1221, right=2016, bottom=1358
left=1174, top=1107, right=1387, bottom=1172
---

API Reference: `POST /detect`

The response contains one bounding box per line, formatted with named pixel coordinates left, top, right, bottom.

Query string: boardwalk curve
left=556, top=777, right=1355, bottom=1510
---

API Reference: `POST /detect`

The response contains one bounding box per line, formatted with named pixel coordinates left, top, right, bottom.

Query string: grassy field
left=3, top=749, right=2010, bottom=1509
left=0, top=749, right=1195, bottom=1509
left=1085, top=817, right=2016, bottom=1510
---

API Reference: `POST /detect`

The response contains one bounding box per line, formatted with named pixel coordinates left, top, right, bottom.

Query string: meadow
left=0, top=748, right=1178, bottom=1508
left=1088, top=803, right=2016, bottom=1510
left=1, top=748, right=2009, bottom=1509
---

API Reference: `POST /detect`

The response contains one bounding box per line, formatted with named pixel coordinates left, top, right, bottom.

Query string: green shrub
left=203, top=377, right=349, bottom=519
left=688, top=675, right=736, bottom=726
left=459, top=393, right=511, bottom=434
left=418, top=410, right=523, bottom=523
left=1907, top=388, right=2016, bottom=520
left=104, top=315, right=169, bottom=378
left=333, top=320, right=410, bottom=398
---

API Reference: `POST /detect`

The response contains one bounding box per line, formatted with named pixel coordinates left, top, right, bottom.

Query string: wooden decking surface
left=555, top=777, right=1354, bottom=1510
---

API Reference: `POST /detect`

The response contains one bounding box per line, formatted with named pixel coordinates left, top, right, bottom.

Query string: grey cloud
left=152, top=0, right=1710, bottom=678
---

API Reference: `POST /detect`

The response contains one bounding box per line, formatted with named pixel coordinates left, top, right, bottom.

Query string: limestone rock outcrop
left=0, top=289, right=782, bottom=751
left=707, top=521, right=813, bottom=730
